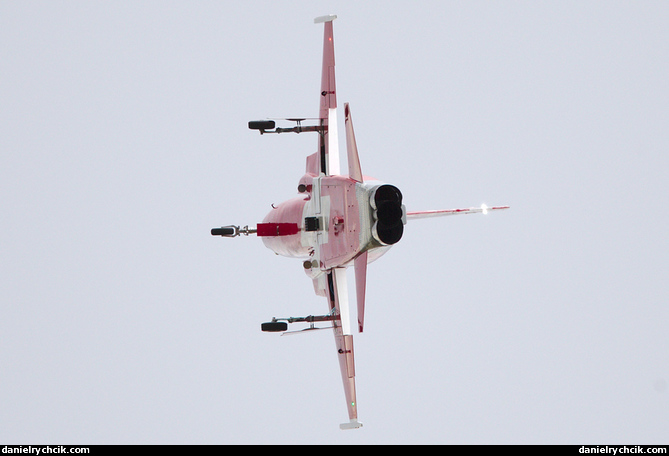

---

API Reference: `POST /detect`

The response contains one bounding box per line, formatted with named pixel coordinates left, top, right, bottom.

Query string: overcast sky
left=1, top=0, right=668, bottom=445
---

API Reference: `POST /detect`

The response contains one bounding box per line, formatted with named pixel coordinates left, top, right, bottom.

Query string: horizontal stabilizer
left=344, top=103, right=363, bottom=183
left=407, top=204, right=509, bottom=220
left=354, top=252, right=368, bottom=333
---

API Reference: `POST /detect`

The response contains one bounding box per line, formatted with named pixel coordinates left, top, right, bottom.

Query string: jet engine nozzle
left=370, top=184, right=405, bottom=246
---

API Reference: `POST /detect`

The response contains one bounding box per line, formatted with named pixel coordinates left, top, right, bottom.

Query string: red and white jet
left=212, top=15, right=509, bottom=430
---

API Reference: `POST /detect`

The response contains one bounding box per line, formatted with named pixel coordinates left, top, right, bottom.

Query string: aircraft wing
left=324, top=268, right=362, bottom=430
left=314, top=15, right=362, bottom=430
left=314, top=14, right=340, bottom=176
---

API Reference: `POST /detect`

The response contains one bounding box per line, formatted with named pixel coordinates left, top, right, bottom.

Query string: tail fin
left=406, top=204, right=509, bottom=220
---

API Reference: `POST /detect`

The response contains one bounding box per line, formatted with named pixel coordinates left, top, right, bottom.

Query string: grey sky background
left=2, top=0, right=668, bottom=444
